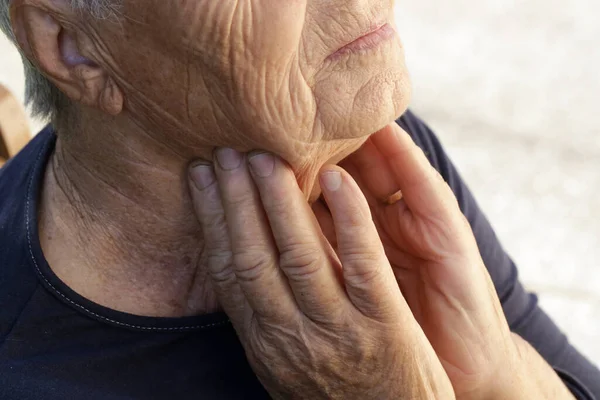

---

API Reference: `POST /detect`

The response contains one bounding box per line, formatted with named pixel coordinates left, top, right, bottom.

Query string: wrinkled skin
left=338, top=128, right=516, bottom=399
left=188, top=129, right=456, bottom=399
left=90, top=0, right=409, bottom=198
left=312, top=124, right=576, bottom=400
left=189, top=124, right=575, bottom=399
left=9, top=0, right=409, bottom=316
left=7, top=0, right=579, bottom=398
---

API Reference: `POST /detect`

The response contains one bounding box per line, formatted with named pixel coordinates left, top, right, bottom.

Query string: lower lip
left=328, top=24, right=396, bottom=60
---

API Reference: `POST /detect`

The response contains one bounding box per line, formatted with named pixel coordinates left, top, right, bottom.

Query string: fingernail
left=215, top=148, right=242, bottom=170
left=248, top=152, right=275, bottom=178
left=189, top=162, right=215, bottom=190
left=321, top=171, right=342, bottom=192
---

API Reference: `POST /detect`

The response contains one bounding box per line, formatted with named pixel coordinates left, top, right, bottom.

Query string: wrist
left=483, top=334, right=575, bottom=400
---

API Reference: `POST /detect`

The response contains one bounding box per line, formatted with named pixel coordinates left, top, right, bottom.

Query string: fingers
left=188, top=162, right=247, bottom=323
left=247, top=152, right=347, bottom=320
left=194, top=150, right=298, bottom=323
left=354, top=123, right=459, bottom=219
left=190, top=147, right=408, bottom=325
left=319, top=166, right=408, bottom=320
left=341, top=137, right=399, bottom=206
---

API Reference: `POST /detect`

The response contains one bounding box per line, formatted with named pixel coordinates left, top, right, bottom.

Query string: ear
left=9, top=0, right=123, bottom=115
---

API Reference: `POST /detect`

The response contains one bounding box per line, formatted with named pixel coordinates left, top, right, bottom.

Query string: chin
left=311, top=80, right=411, bottom=145
left=314, top=33, right=412, bottom=142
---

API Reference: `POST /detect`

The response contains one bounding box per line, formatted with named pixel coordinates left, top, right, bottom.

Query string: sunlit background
left=1, top=0, right=598, bottom=365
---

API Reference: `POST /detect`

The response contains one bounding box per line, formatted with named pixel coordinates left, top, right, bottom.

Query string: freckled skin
left=88, top=0, right=410, bottom=197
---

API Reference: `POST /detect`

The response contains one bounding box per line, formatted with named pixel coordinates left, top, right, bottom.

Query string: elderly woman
left=0, top=0, right=598, bottom=399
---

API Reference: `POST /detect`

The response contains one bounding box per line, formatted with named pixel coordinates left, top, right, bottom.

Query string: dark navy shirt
left=1, top=111, right=598, bottom=399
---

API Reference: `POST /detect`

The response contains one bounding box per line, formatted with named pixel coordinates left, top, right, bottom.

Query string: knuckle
left=209, top=262, right=237, bottom=286
left=278, top=244, right=323, bottom=279
left=342, top=252, right=384, bottom=284
left=203, top=214, right=229, bottom=240
left=207, top=247, right=233, bottom=264
left=232, top=249, right=274, bottom=283
left=206, top=249, right=235, bottom=281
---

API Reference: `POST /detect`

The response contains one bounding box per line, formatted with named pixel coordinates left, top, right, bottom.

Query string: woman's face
left=94, top=0, right=410, bottom=193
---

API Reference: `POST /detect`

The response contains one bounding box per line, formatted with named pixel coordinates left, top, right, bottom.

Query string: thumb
left=319, top=165, right=409, bottom=321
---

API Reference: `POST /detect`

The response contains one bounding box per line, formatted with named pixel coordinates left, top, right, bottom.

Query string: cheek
left=183, top=1, right=319, bottom=144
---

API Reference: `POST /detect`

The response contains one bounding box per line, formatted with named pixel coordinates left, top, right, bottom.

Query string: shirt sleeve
left=397, top=110, right=600, bottom=400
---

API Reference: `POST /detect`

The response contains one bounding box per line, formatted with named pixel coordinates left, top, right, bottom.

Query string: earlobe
left=9, top=1, right=124, bottom=115
left=100, top=77, right=124, bottom=116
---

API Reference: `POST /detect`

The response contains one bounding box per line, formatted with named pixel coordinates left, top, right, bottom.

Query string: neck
left=40, top=112, right=224, bottom=317
left=39, top=109, right=365, bottom=317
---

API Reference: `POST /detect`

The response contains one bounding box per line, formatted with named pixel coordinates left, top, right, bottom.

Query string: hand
left=313, top=123, right=573, bottom=399
left=188, top=148, right=455, bottom=399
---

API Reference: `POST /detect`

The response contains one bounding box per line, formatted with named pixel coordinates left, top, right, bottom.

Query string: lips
left=327, top=22, right=395, bottom=60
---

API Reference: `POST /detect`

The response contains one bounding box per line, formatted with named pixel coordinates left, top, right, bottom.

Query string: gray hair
left=0, top=0, right=119, bottom=124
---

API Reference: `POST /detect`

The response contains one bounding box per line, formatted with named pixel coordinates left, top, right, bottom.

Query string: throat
left=38, top=139, right=220, bottom=318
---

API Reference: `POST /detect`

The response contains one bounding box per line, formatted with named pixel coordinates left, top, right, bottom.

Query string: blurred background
left=1, top=0, right=598, bottom=365
left=395, top=0, right=600, bottom=365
